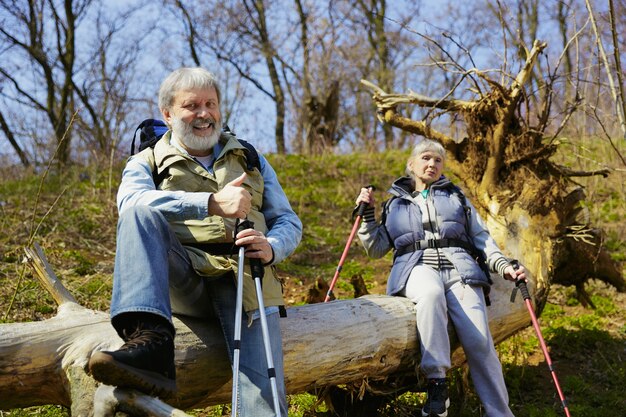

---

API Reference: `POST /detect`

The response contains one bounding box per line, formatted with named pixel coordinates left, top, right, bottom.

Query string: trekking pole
left=324, top=185, right=374, bottom=303
left=250, top=252, right=283, bottom=417
left=231, top=218, right=283, bottom=417
left=510, top=260, right=572, bottom=417
left=231, top=218, right=247, bottom=417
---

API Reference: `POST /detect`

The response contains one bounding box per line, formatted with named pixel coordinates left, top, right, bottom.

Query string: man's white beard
left=171, top=116, right=221, bottom=154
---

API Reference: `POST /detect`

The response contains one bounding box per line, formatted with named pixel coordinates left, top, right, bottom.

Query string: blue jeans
left=111, top=206, right=287, bottom=417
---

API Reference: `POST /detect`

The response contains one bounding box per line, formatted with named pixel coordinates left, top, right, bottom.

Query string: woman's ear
left=407, top=158, right=414, bottom=173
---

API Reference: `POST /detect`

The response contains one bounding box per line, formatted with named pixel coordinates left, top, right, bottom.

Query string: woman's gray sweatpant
left=401, top=264, right=515, bottom=417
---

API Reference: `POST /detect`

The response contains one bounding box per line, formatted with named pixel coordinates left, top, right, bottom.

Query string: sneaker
left=421, top=378, right=450, bottom=417
left=89, top=323, right=176, bottom=397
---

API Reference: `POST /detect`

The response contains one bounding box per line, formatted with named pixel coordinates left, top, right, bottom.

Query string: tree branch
left=480, top=39, right=547, bottom=195
left=23, top=242, right=78, bottom=306
left=553, top=165, right=611, bottom=178
left=0, top=110, right=30, bottom=166
left=360, top=79, right=474, bottom=112
left=509, top=40, right=548, bottom=103
left=608, top=0, right=626, bottom=138
left=0, top=67, right=48, bottom=113
left=585, top=0, right=626, bottom=138
left=94, top=385, right=193, bottom=417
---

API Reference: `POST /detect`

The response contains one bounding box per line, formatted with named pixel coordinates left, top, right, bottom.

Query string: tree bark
left=360, top=39, right=625, bottom=302
left=0, top=246, right=532, bottom=414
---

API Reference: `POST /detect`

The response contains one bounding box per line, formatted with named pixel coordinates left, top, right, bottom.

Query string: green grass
left=0, top=139, right=624, bottom=416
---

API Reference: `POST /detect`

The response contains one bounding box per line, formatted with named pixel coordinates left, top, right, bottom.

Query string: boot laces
left=120, top=328, right=168, bottom=351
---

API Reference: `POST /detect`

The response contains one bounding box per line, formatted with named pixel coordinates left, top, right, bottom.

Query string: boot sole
left=89, top=351, right=177, bottom=398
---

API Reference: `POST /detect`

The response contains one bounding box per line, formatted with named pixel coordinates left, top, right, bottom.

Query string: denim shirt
left=117, top=141, right=302, bottom=265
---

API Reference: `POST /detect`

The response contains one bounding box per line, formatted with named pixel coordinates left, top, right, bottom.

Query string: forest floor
left=1, top=147, right=624, bottom=416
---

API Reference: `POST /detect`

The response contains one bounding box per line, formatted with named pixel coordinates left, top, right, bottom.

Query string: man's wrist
left=263, top=248, right=275, bottom=266
left=207, top=193, right=216, bottom=215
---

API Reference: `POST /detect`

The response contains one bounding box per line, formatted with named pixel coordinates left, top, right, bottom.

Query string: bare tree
left=0, top=111, right=30, bottom=167
left=0, top=0, right=92, bottom=166
left=168, top=0, right=289, bottom=153
left=71, top=3, right=148, bottom=164
left=0, top=0, right=169, bottom=167
left=352, top=0, right=394, bottom=149
left=325, top=0, right=423, bottom=151
left=586, top=0, right=626, bottom=138
left=608, top=0, right=626, bottom=139
left=292, top=0, right=341, bottom=154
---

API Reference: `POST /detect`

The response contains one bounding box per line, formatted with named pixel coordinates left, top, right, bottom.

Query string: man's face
left=162, top=87, right=222, bottom=156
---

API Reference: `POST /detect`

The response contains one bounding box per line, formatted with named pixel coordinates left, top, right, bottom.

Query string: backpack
left=130, top=118, right=261, bottom=186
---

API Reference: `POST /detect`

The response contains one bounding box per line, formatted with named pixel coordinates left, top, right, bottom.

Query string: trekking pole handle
left=354, top=185, right=376, bottom=217
left=510, top=259, right=531, bottom=302
left=234, top=218, right=265, bottom=281
left=235, top=218, right=254, bottom=236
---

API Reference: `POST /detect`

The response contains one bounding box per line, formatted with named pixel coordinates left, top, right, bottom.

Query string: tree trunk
left=360, top=39, right=625, bottom=305
left=0, top=246, right=532, bottom=415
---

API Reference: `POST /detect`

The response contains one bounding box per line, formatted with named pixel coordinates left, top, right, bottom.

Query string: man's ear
left=161, top=108, right=172, bottom=125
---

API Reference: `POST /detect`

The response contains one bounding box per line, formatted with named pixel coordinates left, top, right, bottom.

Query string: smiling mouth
left=193, top=122, right=215, bottom=131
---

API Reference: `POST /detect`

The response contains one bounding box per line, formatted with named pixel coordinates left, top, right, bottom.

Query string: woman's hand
left=356, top=187, right=375, bottom=207
left=503, top=263, right=526, bottom=282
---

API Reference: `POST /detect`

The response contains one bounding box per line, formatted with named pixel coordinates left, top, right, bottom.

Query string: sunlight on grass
left=0, top=138, right=623, bottom=416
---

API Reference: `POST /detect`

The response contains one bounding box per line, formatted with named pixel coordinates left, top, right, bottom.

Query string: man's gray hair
left=158, top=67, right=222, bottom=111
left=406, top=139, right=446, bottom=176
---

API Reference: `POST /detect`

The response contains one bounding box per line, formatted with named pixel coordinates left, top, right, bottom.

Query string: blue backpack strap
left=237, top=138, right=261, bottom=171
left=449, top=184, right=493, bottom=304
left=222, top=123, right=261, bottom=172
left=131, top=119, right=169, bottom=155
left=380, top=196, right=396, bottom=249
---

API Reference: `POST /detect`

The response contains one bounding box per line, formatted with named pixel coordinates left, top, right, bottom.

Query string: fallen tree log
left=0, top=244, right=533, bottom=415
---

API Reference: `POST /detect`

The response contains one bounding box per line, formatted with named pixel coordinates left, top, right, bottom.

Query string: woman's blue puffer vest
left=383, top=176, right=490, bottom=296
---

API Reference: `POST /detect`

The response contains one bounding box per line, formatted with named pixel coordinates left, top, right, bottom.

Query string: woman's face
left=408, top=151, right=444, bottom=188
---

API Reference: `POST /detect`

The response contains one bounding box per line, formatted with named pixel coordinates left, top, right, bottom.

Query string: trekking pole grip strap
left=355, top=202, right=367, bottom=217
left=510, top=259, right=531, bottom=301
left=516, top=279, right=531, bottom=301
left=250, top=257, right=265, bottom=280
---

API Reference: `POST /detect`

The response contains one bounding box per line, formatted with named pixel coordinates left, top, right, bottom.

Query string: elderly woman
left=356, top=139, right=525, bottom=417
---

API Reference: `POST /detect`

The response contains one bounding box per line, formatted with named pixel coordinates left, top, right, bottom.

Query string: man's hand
left=208, top=173, right=252, bottom=218
left=235, top=228, right=274, bottom=265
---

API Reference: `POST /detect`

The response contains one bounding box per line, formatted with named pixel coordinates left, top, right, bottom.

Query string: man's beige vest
left=140, top=131, right=284, bottom=312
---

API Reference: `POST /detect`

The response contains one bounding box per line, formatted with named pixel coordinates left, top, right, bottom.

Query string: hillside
left=0, top=148, right=624, bottom=416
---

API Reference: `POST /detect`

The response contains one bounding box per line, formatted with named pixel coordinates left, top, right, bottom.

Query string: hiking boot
left=421, top=378, right=450, bottom=417
left=89, top=318, right=176, bottom=397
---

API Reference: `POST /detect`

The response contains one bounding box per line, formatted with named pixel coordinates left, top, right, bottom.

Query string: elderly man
left=89, top=67, right=302, bottom=417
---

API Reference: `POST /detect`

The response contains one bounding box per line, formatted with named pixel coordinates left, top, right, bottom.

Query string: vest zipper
left=424, top=191, right=443, bottom=270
